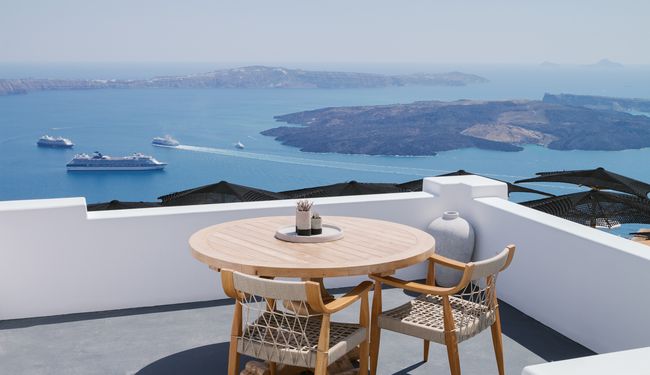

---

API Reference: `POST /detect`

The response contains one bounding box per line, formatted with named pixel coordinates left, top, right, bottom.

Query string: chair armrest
left=428, top=253, right=467, bottom=270
left=307, top=281, right=373, bottom=314
left=370, top=262, right=475, bottom=296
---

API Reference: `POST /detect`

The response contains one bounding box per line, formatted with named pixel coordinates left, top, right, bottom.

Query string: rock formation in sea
left=263, top=98, right=650, bottom=156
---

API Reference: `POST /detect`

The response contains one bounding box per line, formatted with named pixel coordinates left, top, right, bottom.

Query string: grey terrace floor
left=0, top=288, right=594, bottom=375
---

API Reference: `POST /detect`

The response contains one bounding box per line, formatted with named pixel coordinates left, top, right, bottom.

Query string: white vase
left=311, top=217, right=322, bottom=235
left=426, top=211, right=475, bottom=287
left=295, top=210, right=312, bottom=236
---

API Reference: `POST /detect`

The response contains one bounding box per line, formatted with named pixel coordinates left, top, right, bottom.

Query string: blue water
left=1, top=64, right=650, bottom=238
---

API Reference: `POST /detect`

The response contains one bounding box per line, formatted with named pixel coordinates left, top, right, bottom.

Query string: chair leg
left=359, top=340, right=370, bottom=375
left=491, top=307, right=505, bottom=375
left=423, top=340, right=430, bottom=362
left=227, top=338, right=240, bottom=375
left=369, top=280, right=382, bottom=375
left=444, top=334, right=461, bottom=375
left=369, top=328, right=381, bottom=375
left=314, top=352, right=328, bottom=375
left=442, top=296, right=461, bottom=375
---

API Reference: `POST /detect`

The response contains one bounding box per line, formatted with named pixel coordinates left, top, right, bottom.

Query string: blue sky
left=0, top=0, right=647, bottom=64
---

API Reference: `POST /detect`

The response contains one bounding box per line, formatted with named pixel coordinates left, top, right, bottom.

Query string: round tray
left=275, top=224, right=344, bottom=243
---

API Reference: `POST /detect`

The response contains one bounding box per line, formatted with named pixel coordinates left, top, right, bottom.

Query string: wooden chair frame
left=221, top=269, right=373, bottom=375
left=369, top=245, right=515, bottom=375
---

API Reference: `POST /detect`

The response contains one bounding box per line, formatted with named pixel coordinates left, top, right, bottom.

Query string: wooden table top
left=189, top=216, right=435, bottom=278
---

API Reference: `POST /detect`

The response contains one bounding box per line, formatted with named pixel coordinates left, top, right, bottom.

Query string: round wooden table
left=189, top=215, right=435, bottom=278
left=190, top=216, right=435, bottom=375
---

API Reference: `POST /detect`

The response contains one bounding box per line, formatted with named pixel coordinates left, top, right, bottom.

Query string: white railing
left=1, top=176, right=649, bottom=354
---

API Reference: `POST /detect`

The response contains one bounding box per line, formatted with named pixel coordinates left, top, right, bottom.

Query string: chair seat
left=238, top=311, right=367, bottom=368
left=379, top=294, right=495, bottom=344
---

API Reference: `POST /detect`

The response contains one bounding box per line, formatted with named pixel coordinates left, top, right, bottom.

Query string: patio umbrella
left=515, top=167, right=650, bottom=199
left=521, top=190, right=650, bottom=228
left=87, top=200, right=160, bottom=211
left=281, top=180, right=405, bottom=199
left=397, top=170, right=554, bottom=197
left=158, top=181, right=287, bottom=206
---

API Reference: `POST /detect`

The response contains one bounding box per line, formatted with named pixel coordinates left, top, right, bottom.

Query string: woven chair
left=369, top=245, right=515, bottom=375
left=221, top=269, right=372, bottom=375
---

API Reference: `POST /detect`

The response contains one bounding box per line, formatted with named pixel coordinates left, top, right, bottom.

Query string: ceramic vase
left=426, top=211, right=475, bottom=287
left=296, top=210, right=312, bottom=236
left=311, top=216, right=323, bottom=235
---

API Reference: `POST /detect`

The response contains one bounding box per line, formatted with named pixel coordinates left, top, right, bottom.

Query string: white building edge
left=1, top=175, right=649, bottom=368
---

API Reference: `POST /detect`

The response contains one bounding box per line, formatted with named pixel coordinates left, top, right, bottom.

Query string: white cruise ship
left=66, top=152, right=167, bottom=171
left=37, top=135, right=74, bottom=148
left=152, top=135, right=180, bottom=147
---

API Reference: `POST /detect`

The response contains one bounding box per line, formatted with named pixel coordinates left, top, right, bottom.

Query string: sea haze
left=1, top=64, right=649, bottom=222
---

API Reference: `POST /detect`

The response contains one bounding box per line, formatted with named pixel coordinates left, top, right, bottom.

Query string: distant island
left=262, top=96, right=650, bottom=156
left=539, top=59, right=624, bottom=69
left=543, top=93, right=650, bottom=113
left=585, top=59, right=624, bottom=68
left=0, top=66, right=488, bottom=96
left=539, top=61, right=561, bottom=68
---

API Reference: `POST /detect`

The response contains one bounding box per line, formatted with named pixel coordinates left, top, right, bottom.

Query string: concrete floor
left=0, top=289, right=593, bottom=375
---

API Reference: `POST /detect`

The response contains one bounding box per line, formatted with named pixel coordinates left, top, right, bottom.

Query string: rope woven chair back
left=230, top=272, right=322, bottom=368
left=451, top=246, right=512, bottom=342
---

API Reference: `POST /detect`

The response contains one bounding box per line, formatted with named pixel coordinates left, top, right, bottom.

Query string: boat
left=66, top=152, right=167, bottom=171
left=37, top=135, right=74, bottom=148
left=152, top=135, right=180, bottom=147
left=235, top=141, right=245, bottom=149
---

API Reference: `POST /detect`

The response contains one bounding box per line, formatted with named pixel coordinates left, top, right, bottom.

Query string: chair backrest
left=453, top=245, right=515, bottom=341
left=471, top=245, right=514, bottom=281
left=222, top=270, right=322, bottom=317
left=231, top=271, right=311, bottom=301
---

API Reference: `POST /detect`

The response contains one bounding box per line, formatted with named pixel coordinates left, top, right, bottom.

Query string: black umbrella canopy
left=521, top=190, right=650, bottom=228
left=87, top=200, right=160, bottom=211
left=158, top=181, right=287, bottom=206
left=395, top=179, right=425, bottom=192
left=281, top=180, right=405, bottom=199
left=515, top=167, right=650, bottom=199
left=398, top=170, right=554, bottom=197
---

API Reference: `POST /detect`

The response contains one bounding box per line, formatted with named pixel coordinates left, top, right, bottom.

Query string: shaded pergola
left=515, top=167, right=650, bottom=199
left=158, top=181, right=287, bottom=206
left=517, top=168, right=650, bottom=228
left=521, top=190, right=650, bottom=228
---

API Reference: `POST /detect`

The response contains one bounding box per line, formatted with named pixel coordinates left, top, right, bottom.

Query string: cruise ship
left=37, top=135, right=74, bottom=148
left=151, top=135, right=180, bottom=147
left=66, top=152, right=167, bottom=171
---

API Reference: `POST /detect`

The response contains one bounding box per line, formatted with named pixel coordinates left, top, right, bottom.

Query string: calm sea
left=1, top=63, right=649, bottom=235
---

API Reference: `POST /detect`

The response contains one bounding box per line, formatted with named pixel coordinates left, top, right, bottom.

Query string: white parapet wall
left=422, top=176, right=650, bottom=354
left=0, top=192, right=442, bottom=320
left=2, top=176, right=649, bottom=354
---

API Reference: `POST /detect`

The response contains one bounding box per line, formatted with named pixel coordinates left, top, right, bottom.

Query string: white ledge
left=86, top=191, right=434, bottom=219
